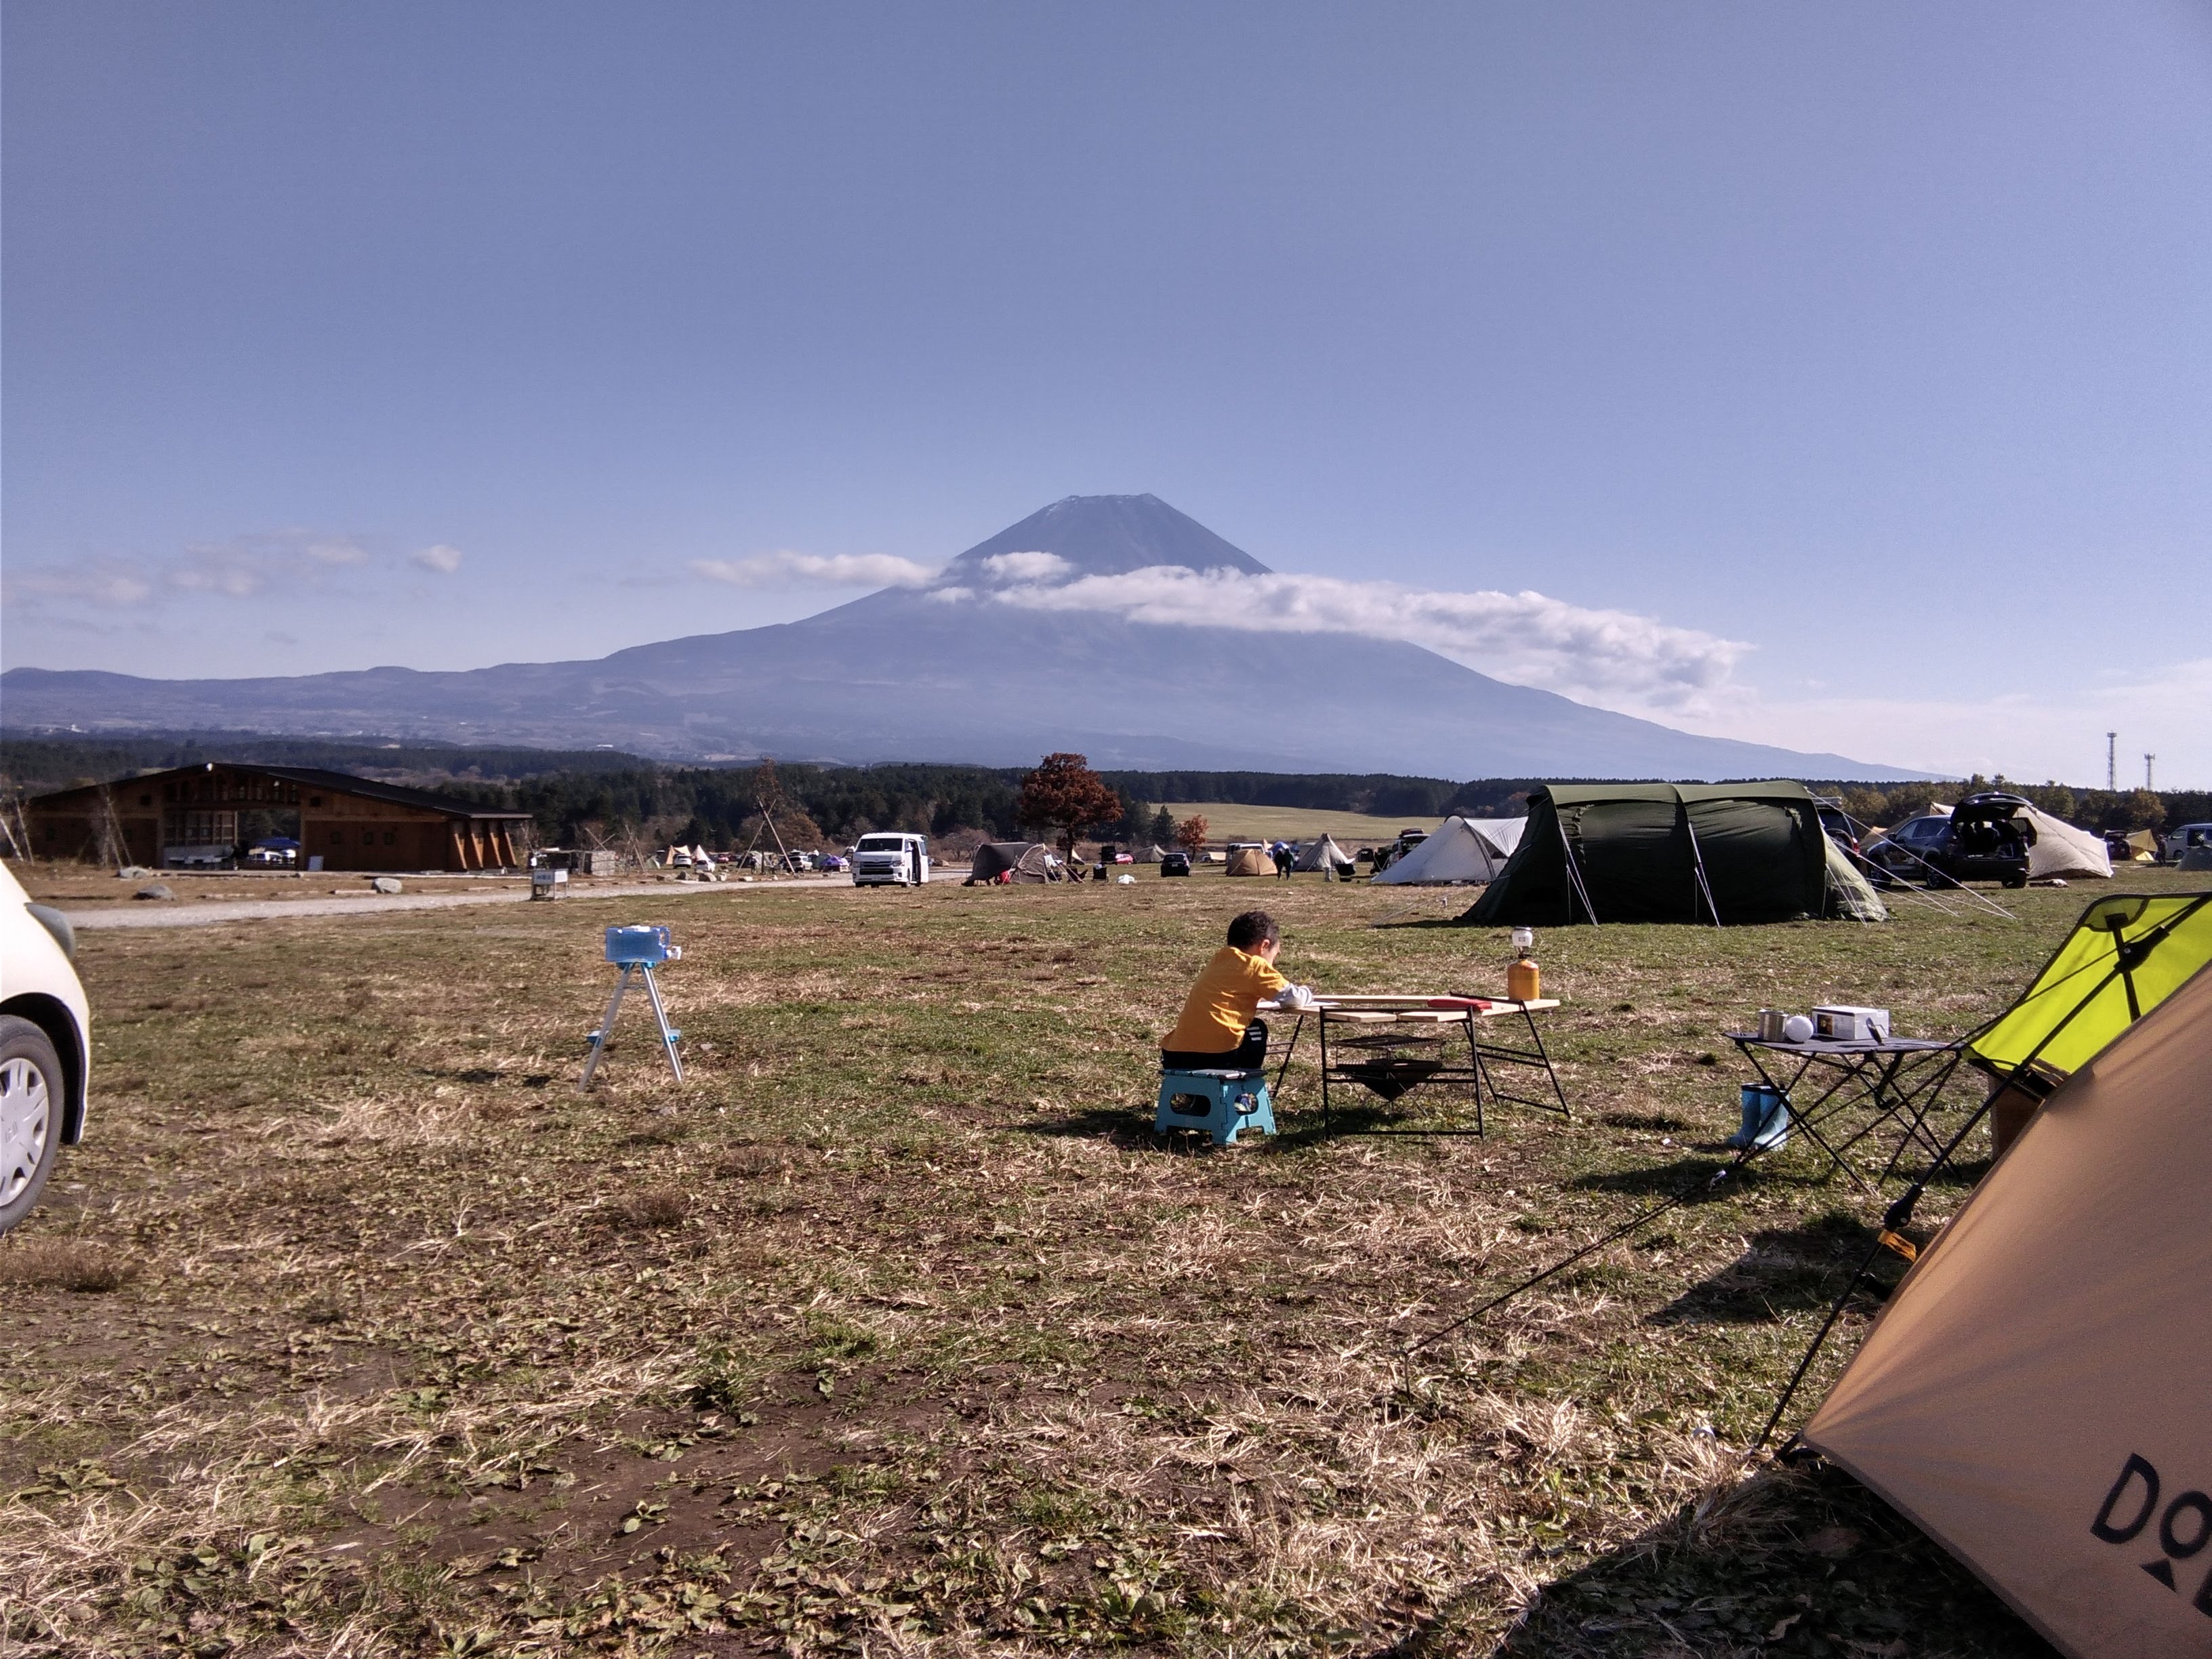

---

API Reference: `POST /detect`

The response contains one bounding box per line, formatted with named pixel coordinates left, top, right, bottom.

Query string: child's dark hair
left=1227, top=911, right=1279, bottom=951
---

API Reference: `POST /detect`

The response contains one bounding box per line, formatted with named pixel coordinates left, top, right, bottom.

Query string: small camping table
left=1725, top=1032, right=1971, bottom=1191
left=1261, top=995, right=1568, bottom=1136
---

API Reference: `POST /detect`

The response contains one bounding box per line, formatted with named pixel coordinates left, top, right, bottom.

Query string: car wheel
left=0, top=1015, right=66, bottom=1235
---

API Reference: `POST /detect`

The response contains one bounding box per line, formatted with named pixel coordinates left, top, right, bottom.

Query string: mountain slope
left=1, top=495, right=1922, bottom=779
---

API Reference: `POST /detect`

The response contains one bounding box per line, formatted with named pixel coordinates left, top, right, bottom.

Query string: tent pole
left=1683, top=814, right=1723, bottom=928
left=1555, top=814, right=1599, bottom=925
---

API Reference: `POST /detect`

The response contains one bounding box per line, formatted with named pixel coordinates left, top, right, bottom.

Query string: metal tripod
left=578, top=961, right=684, bottom=1090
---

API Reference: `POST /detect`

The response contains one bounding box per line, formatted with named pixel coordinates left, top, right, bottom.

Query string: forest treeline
left=3, top=732, right=2203, bottom=851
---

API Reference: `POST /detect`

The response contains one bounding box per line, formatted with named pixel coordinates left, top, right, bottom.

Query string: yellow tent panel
left=1969, top=892, right=2212, bottom=1086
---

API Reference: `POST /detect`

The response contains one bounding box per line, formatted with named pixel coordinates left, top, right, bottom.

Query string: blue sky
left=5, top=3, right=2209, bottom=784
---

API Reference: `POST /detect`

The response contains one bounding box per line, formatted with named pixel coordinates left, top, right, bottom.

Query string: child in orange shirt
left=1161, top=911, right=1315, bottom=1072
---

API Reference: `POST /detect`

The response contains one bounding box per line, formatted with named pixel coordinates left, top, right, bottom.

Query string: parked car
left=1814, top=801, right=1860, bottom=857
left=1160, top=851, right=1193, bottom=878
left=2164, top=823, right=2212, bottom=863
left=851, top=832, right=930, bottom=887
left=1863, top=793, right=2036, bottom=889
left=1, top=861, right=91, bottom=1234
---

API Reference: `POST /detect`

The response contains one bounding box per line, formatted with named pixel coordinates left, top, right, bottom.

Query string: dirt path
left=64, top=873, right=963, bottom=930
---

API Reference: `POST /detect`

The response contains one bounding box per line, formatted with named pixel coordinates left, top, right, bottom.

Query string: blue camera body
left=605, top=924, right=679, bottom=966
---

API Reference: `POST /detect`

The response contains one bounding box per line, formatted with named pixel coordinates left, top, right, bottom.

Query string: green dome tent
left=1459, top=781, right=1886, bottom=926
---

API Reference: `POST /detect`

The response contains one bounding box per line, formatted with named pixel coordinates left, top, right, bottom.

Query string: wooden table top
left=1259, top=996, right=1559, bottom=1018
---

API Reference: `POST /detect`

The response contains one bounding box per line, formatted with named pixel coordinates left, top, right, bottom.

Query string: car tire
left=0, top=1015, right=66, bottom=1235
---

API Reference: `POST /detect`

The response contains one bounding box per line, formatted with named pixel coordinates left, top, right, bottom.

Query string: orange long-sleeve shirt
left=1163, top=946, right=1290, bottom=1053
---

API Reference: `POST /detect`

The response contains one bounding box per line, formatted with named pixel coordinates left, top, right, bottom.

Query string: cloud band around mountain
left=945, top=564, right=1750, bottom=712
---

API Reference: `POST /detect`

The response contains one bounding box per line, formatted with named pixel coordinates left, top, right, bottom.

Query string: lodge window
left=328, top=830, right=342, bottom=845
left=384, top=832, right=396, bottom=845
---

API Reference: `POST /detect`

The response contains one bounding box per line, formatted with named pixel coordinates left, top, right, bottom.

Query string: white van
left=851, top=833, right=930, bottom=887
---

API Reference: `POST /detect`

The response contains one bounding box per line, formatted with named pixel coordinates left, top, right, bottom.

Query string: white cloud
left=3, top=560, right=157, bottom=609
left=983, top=563, right=1749, bottom=714
left=977, top=550, right=1071, bottom=583
left=410, top=543, right=464, bottom=575
left=5, top=529, right=385, bottom=611
left=691, top=550, right=939, bottom=589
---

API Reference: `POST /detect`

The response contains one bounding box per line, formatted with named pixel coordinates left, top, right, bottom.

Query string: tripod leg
left=641, top=964, right=684, bottom=1082
left=579, top=965, right=633, bottom=1092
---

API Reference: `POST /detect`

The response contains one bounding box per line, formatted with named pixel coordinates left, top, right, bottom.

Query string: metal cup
left=1757, top=1009, right=1787, bottom=1042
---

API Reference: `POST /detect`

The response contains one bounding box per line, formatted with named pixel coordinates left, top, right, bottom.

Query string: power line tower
left=2106, top=732, right=2117, bottom=792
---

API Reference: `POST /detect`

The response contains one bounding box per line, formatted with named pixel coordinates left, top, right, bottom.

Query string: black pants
left=1162, top=1021, right=1267, bottom=1073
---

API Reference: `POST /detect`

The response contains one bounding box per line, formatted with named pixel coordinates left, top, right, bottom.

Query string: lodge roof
left=28, top=762, right=534, bottom=821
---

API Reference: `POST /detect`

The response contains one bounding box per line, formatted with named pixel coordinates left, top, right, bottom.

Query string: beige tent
left=1803, top=960, right=2212, bottom=1657
left=1225, top=846, right=1269, bottom=877
left=1290, top=834, right=1357, bottom=874
left=2021, top=806, right=2113, bottom=881
left=1371, top=816, right=1524, bottom=885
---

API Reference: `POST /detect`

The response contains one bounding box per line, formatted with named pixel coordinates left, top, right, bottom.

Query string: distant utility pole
left=2106, top=732, right=2117, bottom=792
left=2145, top=754, right=2156, bottom=792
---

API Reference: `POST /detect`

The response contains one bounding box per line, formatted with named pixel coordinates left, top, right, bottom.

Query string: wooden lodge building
left=24, top=762, right=534, bottom=873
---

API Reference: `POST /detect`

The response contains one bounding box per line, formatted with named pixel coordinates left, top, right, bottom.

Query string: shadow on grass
left=1018, top=1108, right=1167, bottom=1149
left=1385, top=1462, right=2053, bottom=1658
left=1650, top=1213, right=1902, bottom=1326
left=1567, top=1155, right=1760, bottom=1199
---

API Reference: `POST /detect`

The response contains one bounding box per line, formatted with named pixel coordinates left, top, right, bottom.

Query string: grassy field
left=7, top=862, right=2173, bottom=1656
left=1155, top=805, right=1439, bottom=846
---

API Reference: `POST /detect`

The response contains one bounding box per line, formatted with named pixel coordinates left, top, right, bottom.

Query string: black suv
left=1864, top=792, right=2035, bottom=889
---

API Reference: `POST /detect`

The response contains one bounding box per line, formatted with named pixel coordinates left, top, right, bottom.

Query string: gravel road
left=62, top=874, right=949, bottom=930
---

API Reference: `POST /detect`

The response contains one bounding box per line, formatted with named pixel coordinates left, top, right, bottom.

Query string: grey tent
left=1461, top=781, right=1887, bottom=926
left=1291, top=834, right=1357, bottom=875
left=966, top=841, right=1055, bottom=884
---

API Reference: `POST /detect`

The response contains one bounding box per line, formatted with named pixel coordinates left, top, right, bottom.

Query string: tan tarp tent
left=2020, top=805, right=2113, bottom=881
left=1803, top=960, right=2212, bottom=1658
left=1225, top=846, right=1269, bottom=877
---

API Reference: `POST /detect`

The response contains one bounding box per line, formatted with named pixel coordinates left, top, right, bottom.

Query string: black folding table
left=1725, top=1031, right=1971, bottom=1191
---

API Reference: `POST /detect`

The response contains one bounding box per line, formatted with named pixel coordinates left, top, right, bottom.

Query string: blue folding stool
left=1155, top=1069, right=1277, bottom=1146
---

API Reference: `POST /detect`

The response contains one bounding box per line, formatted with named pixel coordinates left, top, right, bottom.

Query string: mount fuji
left=1, top=495, right=1917, bottom=780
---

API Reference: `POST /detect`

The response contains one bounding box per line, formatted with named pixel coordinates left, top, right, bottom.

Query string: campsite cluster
left=2, top=759, right=2208, bottom=1658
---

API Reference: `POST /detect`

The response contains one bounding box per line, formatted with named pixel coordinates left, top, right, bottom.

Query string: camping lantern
left=1507, top=928, right=1540, bottom=1002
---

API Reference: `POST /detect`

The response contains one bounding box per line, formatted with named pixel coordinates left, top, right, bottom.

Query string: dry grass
left=5, top=867, right=2159, bottom=1654
left=0, top=1237, right=134, bottom=1293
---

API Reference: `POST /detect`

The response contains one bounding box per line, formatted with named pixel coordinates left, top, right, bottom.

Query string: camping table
left=1725, top=1032, right=1971, bottom=1191
left=1260, top=994, right=1569, bottom=1136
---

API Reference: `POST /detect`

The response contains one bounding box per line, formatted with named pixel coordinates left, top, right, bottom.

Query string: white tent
left=2020, top=806, right=2112, bottom=881
left=1370, top=816, right=1525, bottom=885
left=1291, top=834, right=1357, bottom=874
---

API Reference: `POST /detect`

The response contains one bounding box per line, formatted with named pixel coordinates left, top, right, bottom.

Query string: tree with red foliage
left=1017, top=753, right=1122, bottom=857
left=1174, top=814, right=1210, bottom=853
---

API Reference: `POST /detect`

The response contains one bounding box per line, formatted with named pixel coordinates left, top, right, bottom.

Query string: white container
left=1813, top=1004, right=1891, bottom=1042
